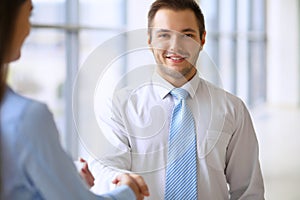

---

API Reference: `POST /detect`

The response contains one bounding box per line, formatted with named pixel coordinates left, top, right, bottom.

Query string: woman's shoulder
left=1, top=87, right=56, bottom=138
left=1, top=87, right=50, bottom=122
left=1, top=87, right=59, bottom=150
left=1, top=87, right=59, bottom=145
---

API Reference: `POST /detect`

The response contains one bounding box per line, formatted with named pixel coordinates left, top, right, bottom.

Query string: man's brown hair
left=148, top=0, right=206, bottom=38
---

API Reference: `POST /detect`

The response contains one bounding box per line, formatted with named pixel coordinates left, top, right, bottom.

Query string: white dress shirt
left=90, top=71, right=265, bottom=200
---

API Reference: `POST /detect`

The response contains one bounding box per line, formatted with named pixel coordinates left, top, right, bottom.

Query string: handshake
left=77, top=158, right=150, bottom=200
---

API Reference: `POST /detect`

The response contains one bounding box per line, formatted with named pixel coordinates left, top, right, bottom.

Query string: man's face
left=148, top=8, right=205, bottom=85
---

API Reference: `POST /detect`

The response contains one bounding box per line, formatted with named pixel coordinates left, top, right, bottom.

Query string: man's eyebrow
left=154, top=28, right=197, bottom=34
left=155, top=29, right=172, bottom=33
left=181, top=28, right=197, bottom=33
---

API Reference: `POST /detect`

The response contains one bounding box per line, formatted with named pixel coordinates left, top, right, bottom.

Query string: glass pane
left=78, top=29, right=127, bottom=157
left=79, top=30, right=122, bottom=65
left=250, top=41, right=266, bottom=105
left=200, top=0, right=219, bottom=32
left=251, top=0, right=266, bottom=31
left=79, top=0, right=125, bottom=28
left=31, top=0, right=66, bottom=24
left=7, top=29, right=66, bottom=137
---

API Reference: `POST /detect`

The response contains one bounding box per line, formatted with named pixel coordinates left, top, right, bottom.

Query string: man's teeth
left=171, top=57, right=183, bottom=61
left=166, top=56, right=185, bottom=60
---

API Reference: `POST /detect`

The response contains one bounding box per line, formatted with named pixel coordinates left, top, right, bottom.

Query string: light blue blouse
left=0, top=87, right=135, bottom=200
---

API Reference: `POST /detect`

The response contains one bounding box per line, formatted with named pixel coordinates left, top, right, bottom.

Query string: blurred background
left=7, top=0, right=300, bottom=199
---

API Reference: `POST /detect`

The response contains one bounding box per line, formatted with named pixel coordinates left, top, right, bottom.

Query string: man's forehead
left=150, top=9, right=200, bottom=34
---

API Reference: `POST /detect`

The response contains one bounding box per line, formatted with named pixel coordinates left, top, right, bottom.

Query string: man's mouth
left=165, top=54, right=188, bottom=62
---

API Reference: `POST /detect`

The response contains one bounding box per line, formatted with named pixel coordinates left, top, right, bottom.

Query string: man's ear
left=147, top=33, right=152, bottom=46
left=201, top=31, right=206, bottom=46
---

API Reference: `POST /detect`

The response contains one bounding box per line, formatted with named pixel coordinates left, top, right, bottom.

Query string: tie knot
left=170, top=88, right=189, bottom=100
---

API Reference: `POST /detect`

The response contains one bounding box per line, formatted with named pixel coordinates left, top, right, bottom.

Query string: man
left=90, top=0, right=264, bottom=199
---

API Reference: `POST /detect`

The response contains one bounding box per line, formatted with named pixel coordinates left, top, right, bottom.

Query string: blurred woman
left=0, top=0, right=149, bottom=199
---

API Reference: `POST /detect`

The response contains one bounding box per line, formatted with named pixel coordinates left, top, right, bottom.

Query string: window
left=8, top=0, right=126, bottom=158
left=200, top=0, right=266, bottom=106
left=8, top=0, right=267, bottom=158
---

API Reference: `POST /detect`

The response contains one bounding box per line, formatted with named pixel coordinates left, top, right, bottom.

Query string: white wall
left=266, top=0, right=300, bottom=107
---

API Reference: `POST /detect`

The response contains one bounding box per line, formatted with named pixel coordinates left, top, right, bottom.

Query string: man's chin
left=158, top=66, right=188, bottom=80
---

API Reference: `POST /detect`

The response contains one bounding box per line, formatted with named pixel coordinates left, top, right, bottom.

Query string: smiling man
left=90, top=0, right=265, bottom=199
left=148, top=7, right=204, bottom=88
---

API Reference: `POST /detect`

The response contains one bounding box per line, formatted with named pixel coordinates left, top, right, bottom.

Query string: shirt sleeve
left=89, top=93, right=133, bottom=195
left=102, top=185, right=136, bottom=200
left=19, top=101, right=136, bottom=200
left=225, top=101, right=265, bottom=200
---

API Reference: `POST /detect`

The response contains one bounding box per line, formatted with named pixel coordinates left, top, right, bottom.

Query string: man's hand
left=112, top=173, right=150, bottom=200
left=78, top=158, right=95, bottom=188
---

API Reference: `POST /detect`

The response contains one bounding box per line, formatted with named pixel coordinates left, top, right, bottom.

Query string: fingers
left=128, top=174, right=150, bottom=197
left=78, top=157, right=95, bottom=188
left=113, top=174, right=140, bottom=198
left=112, top=176, right=120, bottom=185
left=79, top=157, right=86, bottom=164
left=112, top=173, right=149, bottom=200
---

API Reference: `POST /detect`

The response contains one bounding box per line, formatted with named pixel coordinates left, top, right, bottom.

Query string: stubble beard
left=157, top=63, right=196, bottom=83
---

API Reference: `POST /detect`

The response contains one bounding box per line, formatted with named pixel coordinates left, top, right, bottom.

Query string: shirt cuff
left=104, top=185, right=136, bottom=200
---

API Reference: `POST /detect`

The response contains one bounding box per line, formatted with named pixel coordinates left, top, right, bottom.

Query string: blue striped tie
left=165, top=88, right=198, bottom=200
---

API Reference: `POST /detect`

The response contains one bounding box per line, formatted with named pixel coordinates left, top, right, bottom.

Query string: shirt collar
left=152, top=70, right=200, bottom=99
left=181, top=72, right=200, bottom=99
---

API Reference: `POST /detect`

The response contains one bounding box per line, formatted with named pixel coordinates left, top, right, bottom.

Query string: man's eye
left=158, top=33, right=169, bottom=38
left=184, top=34, right=193, bottom=38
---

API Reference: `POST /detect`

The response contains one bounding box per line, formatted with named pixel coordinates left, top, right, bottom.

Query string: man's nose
left=168, top=35, right=183, bottom=52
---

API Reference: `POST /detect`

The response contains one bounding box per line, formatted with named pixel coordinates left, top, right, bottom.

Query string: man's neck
left=158, top=68, right=197, bottom=88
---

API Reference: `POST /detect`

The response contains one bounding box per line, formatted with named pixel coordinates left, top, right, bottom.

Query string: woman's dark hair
left=0, top=0, right=26, bottom=102
left=148, top=0, right=206, bottom=38
left=0, top=1, right=26, bottom=197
